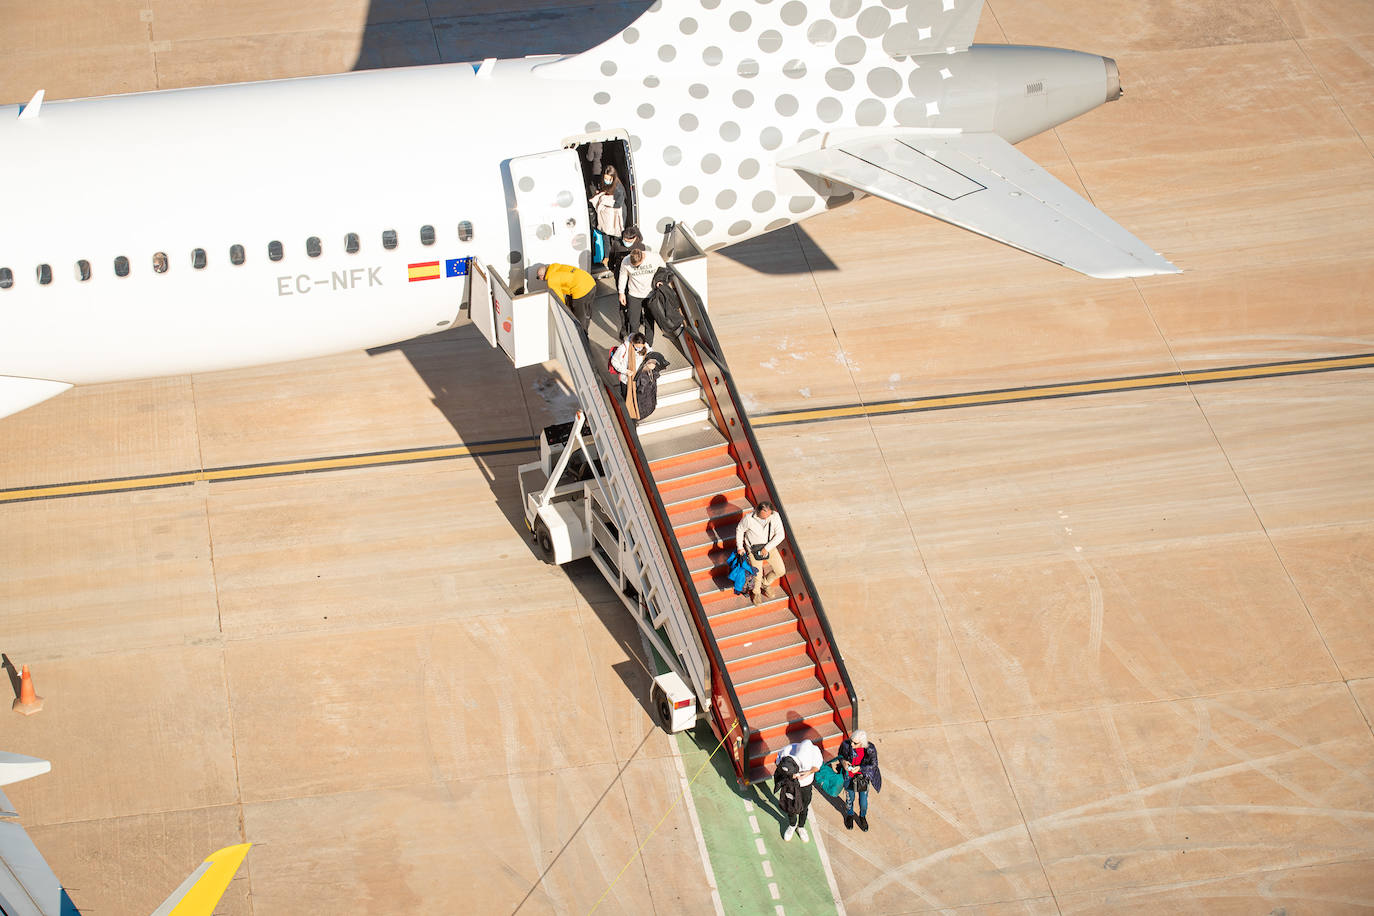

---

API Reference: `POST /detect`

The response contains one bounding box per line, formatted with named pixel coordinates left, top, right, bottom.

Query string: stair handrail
left=546, top=299, right=756, bottom=778
left=598, top=367, right=756, bottom=782
left=661, top=227, right=860, bottom=741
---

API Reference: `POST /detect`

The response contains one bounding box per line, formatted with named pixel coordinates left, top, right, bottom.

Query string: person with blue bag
left=837, top=729, right=881, bottom=832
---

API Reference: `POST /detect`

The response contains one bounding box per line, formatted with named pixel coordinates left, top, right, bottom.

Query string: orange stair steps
left=739, top=681, right=828, bottom=721
left=717, top=629, right=807, bottom=669
left=660, top=477, right=747, bottom=517
left=646, top=449, right=731, bottom=488
left=651, top=448, right=738, bottom=490
left=712, top=608, right=798, bottom=647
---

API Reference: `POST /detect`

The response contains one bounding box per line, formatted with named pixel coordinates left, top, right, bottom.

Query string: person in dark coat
left=773, top=754, right=806, bottom=840
left=607, top=225, right=646, bottom=289
left=837, top=729, right=881, bottom=832
left=632, top=350, right=670, bottom=419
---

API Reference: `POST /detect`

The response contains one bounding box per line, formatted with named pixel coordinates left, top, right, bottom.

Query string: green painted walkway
left=675, top=721, right=840, bottom=915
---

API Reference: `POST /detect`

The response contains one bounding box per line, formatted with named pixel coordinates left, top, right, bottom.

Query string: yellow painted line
left=5, top=353, right=1371, bottom=505
left=0, top=438, right=537, bottom=504
left=754, top=353, right=1374, bottom=427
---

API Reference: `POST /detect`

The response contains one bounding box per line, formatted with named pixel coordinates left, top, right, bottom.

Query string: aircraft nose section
left=1104, top=56, right=1122, bottom=102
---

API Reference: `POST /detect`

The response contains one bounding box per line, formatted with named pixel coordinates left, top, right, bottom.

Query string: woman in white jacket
left=617, top=246, right=666, bottom=343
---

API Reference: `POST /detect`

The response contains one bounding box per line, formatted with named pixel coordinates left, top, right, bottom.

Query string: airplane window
left=0, top=268, right=11, bottom=289
left=382, top=229, right=398, bottom=250
left=420, top=225, right=436, bottom=246
left=192, top=248, right=207, bottom=269
left=230, top=244, right=246, bottom=266
left=268, top=240, right=284, bottom=262
left=306, top=236, right=322, bottom=258
left=114, top=256, right=130, bottom=277
left=153, top=252, right=169, bottom=274
left=37, top=264, right=53, bottom=286
left=345, top=232, right=360, bottom=254
left=457, top=221, right=474, bottom=242
left=76, top=259, right=92, bottom=282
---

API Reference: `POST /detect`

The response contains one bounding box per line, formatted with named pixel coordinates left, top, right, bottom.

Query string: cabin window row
left=0, top=222, right=477, bottom=289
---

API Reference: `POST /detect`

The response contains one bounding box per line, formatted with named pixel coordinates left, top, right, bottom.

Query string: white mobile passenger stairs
left=467, top=226, right=858, bottom=784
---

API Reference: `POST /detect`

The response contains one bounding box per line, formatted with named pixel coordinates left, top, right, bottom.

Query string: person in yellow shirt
left=536, top=263, right=597, bottom=331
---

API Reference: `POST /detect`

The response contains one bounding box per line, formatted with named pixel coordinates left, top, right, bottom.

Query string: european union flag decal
left=445, top=258, right=469, bottom=278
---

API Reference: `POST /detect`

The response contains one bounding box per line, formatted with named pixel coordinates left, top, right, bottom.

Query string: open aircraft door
left=510, top=149, right=591, bottom=285
left=468, top=259, right=497, bottom=348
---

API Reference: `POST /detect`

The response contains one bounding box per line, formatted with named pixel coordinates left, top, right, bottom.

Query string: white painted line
left=651, top=635, right=725, bottom=916
left=749, top=815, right=761, bottom=834
left=811, top=823, right=849, bottom=916
left=762, top=860, right=773, bottom=878
left=775, top=907, right=786, bottom=916
left=769, top=882, right=780, bottom=900
left=743, top=800, right=754, bottom=813
left=755, top=837, right=768, bottom=856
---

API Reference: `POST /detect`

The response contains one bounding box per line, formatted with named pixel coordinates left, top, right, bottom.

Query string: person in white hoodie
left=617, top=245, right=666, bottom=344
left=735, top=500, right=785, bottom=606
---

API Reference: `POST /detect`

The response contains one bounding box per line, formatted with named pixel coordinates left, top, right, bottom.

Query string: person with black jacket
left=774, top=738, right=822, bottom=842
left=838, top=730, right=881, bottom=832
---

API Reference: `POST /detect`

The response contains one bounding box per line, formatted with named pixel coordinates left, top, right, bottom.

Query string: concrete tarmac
left=2, top=1, right=1372, bottom=913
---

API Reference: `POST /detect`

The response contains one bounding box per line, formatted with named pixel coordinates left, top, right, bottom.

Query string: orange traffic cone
left=12, top=664, right=44, bottom=715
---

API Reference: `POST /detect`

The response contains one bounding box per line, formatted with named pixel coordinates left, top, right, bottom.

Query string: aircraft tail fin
left=550, top=0, right=986, bottom=78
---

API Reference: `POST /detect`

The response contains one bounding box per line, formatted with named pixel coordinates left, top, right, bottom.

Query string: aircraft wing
left=150, top=843, right=252, bottom=916
left=780, top=132, right=1179, bottom=279
left=0, top=754, right=65, bottom=916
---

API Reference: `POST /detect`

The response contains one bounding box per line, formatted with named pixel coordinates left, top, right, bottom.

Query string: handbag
left=852, top=773, right=870, bottom=793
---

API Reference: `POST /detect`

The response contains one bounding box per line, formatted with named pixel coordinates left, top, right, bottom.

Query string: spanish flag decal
left=408, top=261, right=442, bottom=282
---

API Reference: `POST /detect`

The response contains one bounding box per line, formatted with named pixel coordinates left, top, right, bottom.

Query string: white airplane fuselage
left=0, top=24, right=1123, bottom=412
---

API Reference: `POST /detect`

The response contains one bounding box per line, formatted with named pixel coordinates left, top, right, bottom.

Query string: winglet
left=17, top=90, right=44, bottom=120
left=0, top=751, right=52, bottom=787
left=150, top=843, right=252, bottom=916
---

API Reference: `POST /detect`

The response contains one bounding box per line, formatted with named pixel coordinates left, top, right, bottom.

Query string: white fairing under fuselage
left=0, top=0, right=1141, bottom=416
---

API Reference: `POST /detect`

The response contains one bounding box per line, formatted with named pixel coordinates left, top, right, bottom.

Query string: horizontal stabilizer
left=781, top=132, right=1179, bottom=279
left=0, top=377, right=71, bottom=421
